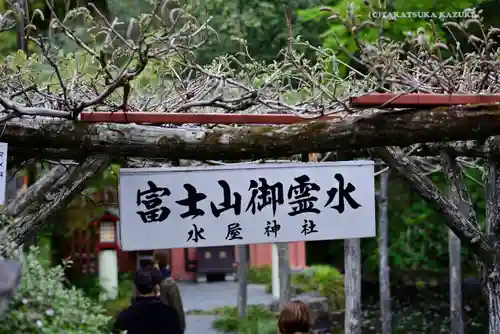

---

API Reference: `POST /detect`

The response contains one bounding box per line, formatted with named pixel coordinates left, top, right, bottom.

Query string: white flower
left=45, top=308, right=54, bottom=316
left=21, top=298, right=28, bottom=304
left=36, top=320, right=43, bottom=327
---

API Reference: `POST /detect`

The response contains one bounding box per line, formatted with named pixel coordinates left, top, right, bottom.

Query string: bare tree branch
left=440, top=151, right=478, bottom=227
left=0, top=155, right=109, bottom=249
left=376, top=147, right=492, bottom=266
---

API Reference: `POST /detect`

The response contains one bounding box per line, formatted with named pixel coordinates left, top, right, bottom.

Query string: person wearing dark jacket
left=132, top=250, right=186, bottom=333
left=114, top=267, right=182, bottom=334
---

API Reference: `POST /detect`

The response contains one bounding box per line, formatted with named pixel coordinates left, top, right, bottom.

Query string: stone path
left=178, top=281, right=274, bottom=333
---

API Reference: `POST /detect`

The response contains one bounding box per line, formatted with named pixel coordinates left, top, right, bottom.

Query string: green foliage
left=86, top=164, right=120, bottom=193
left=0, top=246, right=111, bottom=333
left=211, top=268, right=343, bottom=334
left=247, top=265, right=272, bottom=284
left=292, top=265, right=344, bottom=311
left=264, top=282, right=272, bottom=294
left=35, top=235, right=53, bottom=269
left=60, top=164, right=120, bottom=234
left=188, top=0, right=326, bottom=65
left=71, top=273, right=133, bottom=317
left=298, top=0, right=486, bottom=75
left=211, top=305, right=276, bottom=334
left=71, top=275, right=103, bottom=300
left=250, top=265, right=344, bottom=311
left=369, top=174, right=451, bottom=272
left=0, top=31, right=18, bottom=58
left=308, top=168, right=486, bottom=278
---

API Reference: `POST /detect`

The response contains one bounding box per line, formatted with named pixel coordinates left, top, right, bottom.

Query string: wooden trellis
left=78, top=92, right=500, bottom=333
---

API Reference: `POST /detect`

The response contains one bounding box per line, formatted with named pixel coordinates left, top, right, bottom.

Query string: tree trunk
left=378, top=168, right=391, bottom=334
left=0, top=155, right=109, bottom=249
left=344, top=238, right=362, bottom=334
left=7, top=105, right=500, bottom=160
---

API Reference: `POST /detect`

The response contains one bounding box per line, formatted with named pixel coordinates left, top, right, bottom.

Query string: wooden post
left=235, top=2, right=248, bottom=319
left=237, top=244, right=249, bottom=318
left=272, top=243, right=280, bottom=299
left=449, top=230, right=464, bottom=334
left=278, top=242, right=291, bottom=309
left=440, top=152, right=465, bottom=334
left=344, top=238, right=362, bottom=334
left=378, top=168, right=391, bottom=334
left=324, top=153, right=362, bottom=333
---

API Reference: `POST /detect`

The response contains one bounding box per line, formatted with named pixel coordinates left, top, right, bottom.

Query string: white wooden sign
left=0, top=142, right=7, bottom=205
left=118, top=160, right=376, bottom=251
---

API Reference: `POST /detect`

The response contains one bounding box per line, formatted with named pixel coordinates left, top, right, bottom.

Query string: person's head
left=133, top=267, right=162, bottom=296
left=277, top=300, right=311, bottom=334
left=152, top=250, right=170, bottom=270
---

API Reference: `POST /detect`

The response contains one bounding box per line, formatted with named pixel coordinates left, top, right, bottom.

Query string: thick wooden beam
left=6, top=105, right=500, bottom=160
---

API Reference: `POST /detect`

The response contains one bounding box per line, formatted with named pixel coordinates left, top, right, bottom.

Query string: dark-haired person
left=131, top=250, right=186, bottom=333
left=114, top=267, right=182, bottom=334
left=153, top=250, right=186, bottom=333
left=277, top=300, right=311, bottom=334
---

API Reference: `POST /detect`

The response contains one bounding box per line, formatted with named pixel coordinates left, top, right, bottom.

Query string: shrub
left=263, top=266, right=345, bottom=310
left=247, top=265, right=272, bottom=285
left=0, top=246, right=111, bottom=333
left=212, top=305, right=276, bottom=333
left=292, top=265, right=345, bottom=311
left=72, top=273, right=133, bottom=317
left=238, top=318, right=276, bottom=334
left=71, top=275, right=101, bottom=300
left=264, top=282, right=272, bottom=294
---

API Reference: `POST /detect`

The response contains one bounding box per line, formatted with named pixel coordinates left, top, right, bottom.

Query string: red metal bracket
left=350, top=93, right=500, bottom=108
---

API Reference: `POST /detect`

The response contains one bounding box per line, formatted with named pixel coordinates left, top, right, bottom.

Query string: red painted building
left=65, top=205, right=306, bottom=280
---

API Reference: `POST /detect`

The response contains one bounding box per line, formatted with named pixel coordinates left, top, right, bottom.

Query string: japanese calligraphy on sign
left=118, top=161, right=375, bottom=251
